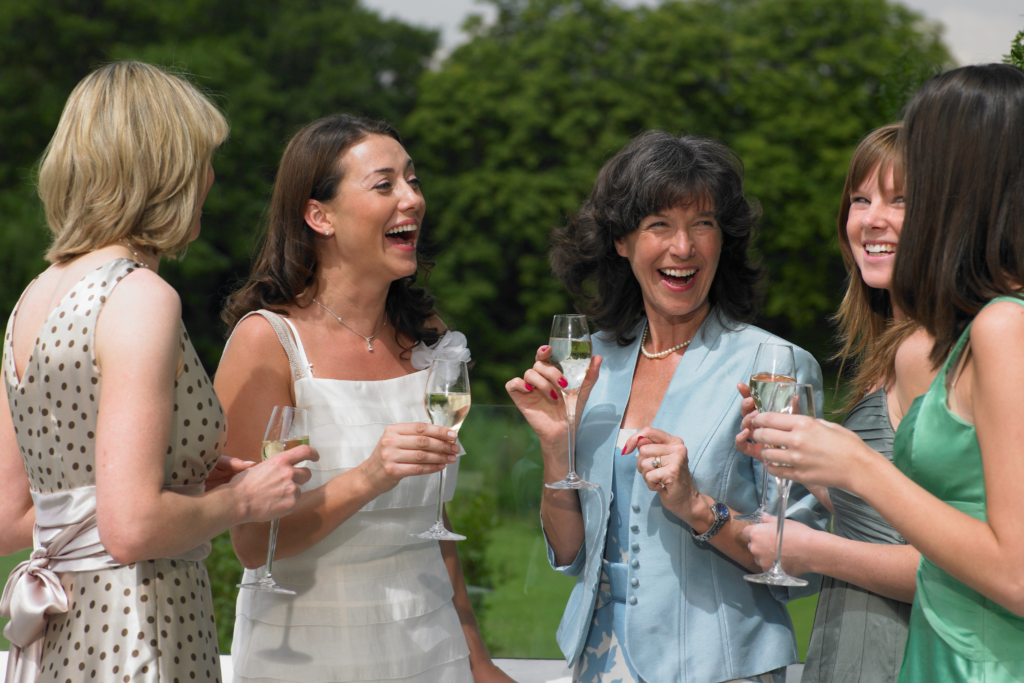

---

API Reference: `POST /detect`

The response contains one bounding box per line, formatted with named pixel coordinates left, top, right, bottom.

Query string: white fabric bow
left=410, top=330, right=472, bottom=370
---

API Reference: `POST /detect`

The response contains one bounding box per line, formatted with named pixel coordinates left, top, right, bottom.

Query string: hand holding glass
left=735, top=343, right=797, bottom=522
left=743, top=382, right=813, bottom=587
left=237, top=406, right=309, bottom=595
left=545, top=314, right=599, bottom=490
left=412, top=359, right=471, bottom=541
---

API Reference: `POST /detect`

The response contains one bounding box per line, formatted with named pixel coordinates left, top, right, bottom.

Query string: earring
left=325, top=230, right=331, bottom=236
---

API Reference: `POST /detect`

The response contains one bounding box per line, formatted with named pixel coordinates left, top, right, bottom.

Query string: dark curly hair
left=551, top=130, right=765, bottom=345
left=222, top=114, right=440, bottom=352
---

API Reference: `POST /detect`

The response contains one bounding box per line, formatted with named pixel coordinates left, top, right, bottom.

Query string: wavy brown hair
left=893, top=64, right=1024, bottom=366
left=550, top=131, right=764, bottom=345
left=832, top=124, right=919, bottom=412
left=222, top=114, right=440, bottom=352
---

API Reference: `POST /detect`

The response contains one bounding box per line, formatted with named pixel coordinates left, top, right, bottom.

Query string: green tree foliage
left=0, top=0, right=438, bottom=365
left=407, top=0, right=950, bottom=399
left=1006, top=29, right=1024, bottom=69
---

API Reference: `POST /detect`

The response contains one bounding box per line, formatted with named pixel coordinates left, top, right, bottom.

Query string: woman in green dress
left=745, top=63, right=1024, bottom=682
left=737, top=123, right=935, bottom=683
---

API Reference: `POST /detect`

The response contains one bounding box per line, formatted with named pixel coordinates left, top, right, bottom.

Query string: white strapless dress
left=230, top=312, right=472, bottom=683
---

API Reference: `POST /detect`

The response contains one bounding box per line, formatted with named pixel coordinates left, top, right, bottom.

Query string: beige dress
left=2, top=258, right=226, bottom=683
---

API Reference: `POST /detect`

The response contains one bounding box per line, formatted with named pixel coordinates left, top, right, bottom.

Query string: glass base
left=237, top=577, right=297, bottom=595
left=744, top=567, right=808, bottom=587
left=545, top=473, right=600, bottom=490
left=735, top=507, right=767, bottom=523
left=411, top=521, right=466, bottom=541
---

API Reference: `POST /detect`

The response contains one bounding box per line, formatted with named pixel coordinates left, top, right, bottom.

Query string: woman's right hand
left=359, top=423, right=461, bottom=495
left=505, top=345, right=603, bottom=449
left=231, top=445, right=318, bottom=524
left=734, top=382, right=764, bottom=462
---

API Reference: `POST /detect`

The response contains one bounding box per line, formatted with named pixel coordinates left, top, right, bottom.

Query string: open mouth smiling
left=385, top=223, right=418, bottom=247
left=659, top=267, right=697, bottom=286
left=864, top=243, right=896, bottom=256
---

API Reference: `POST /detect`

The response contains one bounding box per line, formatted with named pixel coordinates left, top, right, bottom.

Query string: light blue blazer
left=546, top=314, right=829, bottom=682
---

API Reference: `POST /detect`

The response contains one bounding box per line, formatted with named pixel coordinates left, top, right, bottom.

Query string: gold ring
left=652, top=457, right=662, bottom=468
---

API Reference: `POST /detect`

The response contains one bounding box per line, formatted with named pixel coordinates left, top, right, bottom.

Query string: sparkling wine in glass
left=744, top=382, right=813, bottom=587
left=735, top=343, right=797, bottom=522
left=545, top=314, right=599, bottom=490
left=237, top=406, right=309, bottom=595
left=412, top=359, right=471, bottom=541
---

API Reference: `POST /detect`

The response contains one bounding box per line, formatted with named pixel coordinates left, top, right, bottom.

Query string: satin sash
left=1, top=484, right=211, bottom=683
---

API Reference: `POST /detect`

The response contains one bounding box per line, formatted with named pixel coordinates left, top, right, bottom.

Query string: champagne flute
left=412, top=359, right=471, bottom=541
left=237, top=406, right=309, bottom=595
left=545, top=314, right=599, bottom=490
left=735, top=343, right=797, bottom=522
left=744, top=382, right=813, bottom=587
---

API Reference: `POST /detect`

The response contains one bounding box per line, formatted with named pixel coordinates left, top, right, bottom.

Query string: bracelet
left=691, top=500, right=730, bottom=542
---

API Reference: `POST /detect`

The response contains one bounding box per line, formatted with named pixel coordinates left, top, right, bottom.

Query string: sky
left=362, top=0, right=1023, bottom=66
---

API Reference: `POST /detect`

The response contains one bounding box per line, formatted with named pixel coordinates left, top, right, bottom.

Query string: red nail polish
left=524, top=382, right=534, bottom=391
left=550, top=390, right=558, bottom=399
left=540, top=345, right=550, bottom=352
left=557, top=377, right=568, bottom=388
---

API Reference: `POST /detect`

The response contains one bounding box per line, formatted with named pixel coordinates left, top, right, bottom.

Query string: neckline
left=6, top=258, right=134, bottom=388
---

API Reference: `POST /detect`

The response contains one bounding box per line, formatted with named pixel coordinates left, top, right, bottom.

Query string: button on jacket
left=544, top=314, right=830, bottom=683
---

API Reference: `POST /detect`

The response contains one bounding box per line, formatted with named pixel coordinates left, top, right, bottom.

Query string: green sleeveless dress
left=893, top=296, right=1024, bottom=682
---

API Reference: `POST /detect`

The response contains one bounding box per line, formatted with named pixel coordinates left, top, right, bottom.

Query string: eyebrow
left=363, top=159, right=415, bottom=181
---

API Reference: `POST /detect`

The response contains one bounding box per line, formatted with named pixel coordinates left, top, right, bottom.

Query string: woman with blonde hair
left=736, top=123, right=936, bottom=682
left=0, top=61, right=312, bottom=683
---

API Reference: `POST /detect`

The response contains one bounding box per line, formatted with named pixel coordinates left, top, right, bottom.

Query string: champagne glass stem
left=565, top=390, right=579, bottom=476
left=770, top=477, right=791, bottom=575
left=758, top=460, right=771, bottom=510
left=434, top=468, right=446, bottom=526
left=265, top=518, right=281, bottom=580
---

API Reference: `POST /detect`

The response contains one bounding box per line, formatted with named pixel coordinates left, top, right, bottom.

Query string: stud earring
left=325, top=230, right=331, bottom=236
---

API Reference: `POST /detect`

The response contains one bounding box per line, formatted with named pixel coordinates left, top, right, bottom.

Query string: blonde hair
left=38, top=62, right=229, bottom=263
left=832, top=123, right=918, bottom=412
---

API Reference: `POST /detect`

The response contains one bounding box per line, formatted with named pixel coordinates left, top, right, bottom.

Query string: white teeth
left=660, top=268, right=697, bottom=277
left=386, top=224, right=417, bottom=235
left=865, top=244, right=895, bottom=254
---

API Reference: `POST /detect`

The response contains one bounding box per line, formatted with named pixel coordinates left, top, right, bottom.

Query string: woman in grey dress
left=736, top=124, right=936, bottom=682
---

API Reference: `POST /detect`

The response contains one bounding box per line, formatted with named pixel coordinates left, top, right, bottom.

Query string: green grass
left=0, top=549, right=30, bottom=649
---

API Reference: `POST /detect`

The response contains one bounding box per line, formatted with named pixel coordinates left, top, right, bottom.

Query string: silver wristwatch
left=691, top=500, right=730, bottom=542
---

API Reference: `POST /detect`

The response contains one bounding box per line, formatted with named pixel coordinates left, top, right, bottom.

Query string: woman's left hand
left=625, top=427, right=702, bottom=521
left=471, top=661, right=516, bottom=683
left=750, top=412, right=878, bottom=493
left=741, top=514, right=816, bottom=576
left=204, top=455, right=256, bottom=491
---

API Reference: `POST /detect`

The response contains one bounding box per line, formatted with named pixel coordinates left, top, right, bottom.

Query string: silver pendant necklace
left=640, top=323, right=694, bottom=359
left=312, top=298, right=388, bottom=351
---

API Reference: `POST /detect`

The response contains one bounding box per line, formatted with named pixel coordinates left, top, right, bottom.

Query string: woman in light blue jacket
left=506, top=131, right=829, bottom=683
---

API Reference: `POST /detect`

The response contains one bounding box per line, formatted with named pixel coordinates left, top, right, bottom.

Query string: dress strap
left=229, top=311, right=311, bottom=381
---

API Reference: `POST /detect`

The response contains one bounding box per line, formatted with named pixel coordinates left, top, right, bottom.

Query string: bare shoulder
left=970, top=299, right=1024, bottom=360
left=894, top=328, right=938, bottom=394
left=216, top=313, right=292, bottom=389
left=104, top=268, right=180, bottom=316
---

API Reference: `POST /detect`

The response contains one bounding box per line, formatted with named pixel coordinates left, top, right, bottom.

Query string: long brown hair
left=893, top=64, right=1024, bottom=366
left=832, top=124, right=918, bottom=411
left=222, top=114, right=441, bottom=351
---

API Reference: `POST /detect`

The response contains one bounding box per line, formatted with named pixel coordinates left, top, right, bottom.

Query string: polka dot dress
left=3, top=258, right=227, bottom=683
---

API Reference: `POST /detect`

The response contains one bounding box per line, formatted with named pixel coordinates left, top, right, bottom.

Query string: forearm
left=100, top=485, right=245, bottom=564
left=0, top=505, right=35, bottom=555
left=852, top=456, right=1024, bottom=614
left=539, top=442, right=585, bottom=566
left=803, top=530, right=918, bottom=603
left=232, top=467, right=376, bottom=569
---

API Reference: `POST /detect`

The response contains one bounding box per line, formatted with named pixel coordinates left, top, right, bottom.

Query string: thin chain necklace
left=312, top=298, right=388, bottom=351
left=640, top=323, right=694, bottom=360
left=117, top=239, right=150, bottom=269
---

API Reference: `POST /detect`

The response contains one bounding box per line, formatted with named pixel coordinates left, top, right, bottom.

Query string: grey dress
left=801, top=387, right=913, bottom=683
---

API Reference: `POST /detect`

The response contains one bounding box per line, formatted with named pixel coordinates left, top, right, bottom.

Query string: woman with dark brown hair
left=215, top=115, right=511, bottom=683
left=749, top=64, right=1024, bottom=681
left=737, top=123, right=936, bottom=683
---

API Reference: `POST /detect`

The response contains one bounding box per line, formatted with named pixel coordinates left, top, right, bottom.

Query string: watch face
left=714, top=502, right=730, bottom=520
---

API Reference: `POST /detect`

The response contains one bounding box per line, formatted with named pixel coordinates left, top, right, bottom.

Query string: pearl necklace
left=312, top=298, right=388, bottom=351
left=640, top=323, right=694, bottom=359
left=118, top=239, right=150, bottom=269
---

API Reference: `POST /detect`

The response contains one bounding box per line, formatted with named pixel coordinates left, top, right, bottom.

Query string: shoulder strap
left=228, top=311, right=308, bottom=381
